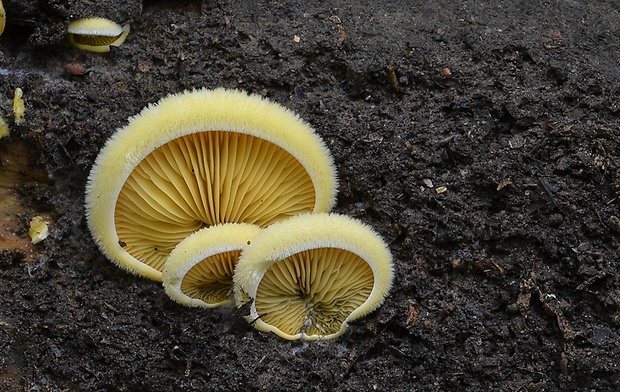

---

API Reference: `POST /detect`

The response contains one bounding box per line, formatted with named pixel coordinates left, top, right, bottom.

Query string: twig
left=537, top=176, right=558, bottom=208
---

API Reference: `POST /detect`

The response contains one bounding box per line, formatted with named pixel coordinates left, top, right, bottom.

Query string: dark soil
left=1, top=1, right=620, bottom=390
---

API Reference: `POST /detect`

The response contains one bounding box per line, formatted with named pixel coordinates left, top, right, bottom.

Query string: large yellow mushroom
left=85, top=88, right=337, bottom=281
left=233, top=213, right=393, bottom=340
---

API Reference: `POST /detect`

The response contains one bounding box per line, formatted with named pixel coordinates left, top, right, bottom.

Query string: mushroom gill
left=116, top=131, right=314, bottom=272
left=233, top=213, right=393, bottom=340
left=255, top=247, right=374, bottom=337
left=163, top=223, right=261, bottom=308
left=67, top=18, right=130, bottom=53
left=179, top=249, right=239, bottom=304
left=85, top=88, right=337, bottom=281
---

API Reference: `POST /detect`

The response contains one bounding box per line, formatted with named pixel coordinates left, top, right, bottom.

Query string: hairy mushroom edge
left=85, top=88, right=337, bottom=281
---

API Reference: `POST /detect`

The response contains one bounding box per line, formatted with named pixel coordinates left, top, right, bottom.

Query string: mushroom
left=233, top=213, right=393, bottom=340
left=0, top=0, right=5, bottom=37
left=163, top=223, right=261, bottom=308
left=85, top=88, right=337, bottom=281
left=67, top=17, right=130, bottom=53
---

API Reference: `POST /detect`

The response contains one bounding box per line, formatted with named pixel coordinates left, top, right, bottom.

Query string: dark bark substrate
left=1, top=1, right=619, bottom=390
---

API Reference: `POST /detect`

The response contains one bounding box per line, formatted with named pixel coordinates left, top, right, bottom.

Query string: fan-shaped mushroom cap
left=67, top=18, right=130, bottom=53
left=163, top=223, right=261, bottom=308
left=233, top=213, right=393, bottom=340
left=85, top=88, right=337, bottom=281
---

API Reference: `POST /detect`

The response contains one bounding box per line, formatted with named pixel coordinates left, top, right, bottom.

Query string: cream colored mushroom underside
left=180, top=249, right=239, bottom=305
left=115, top=131, right=315, bottom=272
left=255, top=248, right=373, bottom=337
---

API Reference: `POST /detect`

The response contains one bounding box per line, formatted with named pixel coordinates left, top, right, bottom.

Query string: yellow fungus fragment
left=13, top=88, right=25, bottom=125
left=29, top=216, right=49, bottom=244
left=0, top=114, right=9, bottom=139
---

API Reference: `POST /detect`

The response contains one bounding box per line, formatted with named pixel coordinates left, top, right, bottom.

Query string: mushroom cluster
left=86, top=88, right=393, bottom=340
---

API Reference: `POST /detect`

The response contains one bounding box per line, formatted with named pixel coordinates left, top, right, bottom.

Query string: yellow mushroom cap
left=67, top=17, right=124, bottom=36
left=163, top=223, right=261, bottom=308
left=85, top=88, right=337, bottom=281
left=233, top=213, right=393, bottom=341
left=67, top=18, right=130, bottom=53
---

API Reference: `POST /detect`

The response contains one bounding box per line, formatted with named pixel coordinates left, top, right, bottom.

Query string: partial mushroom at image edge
left=85, top=88, right=338, bottom=281
left=0, top=0, right=5, bottom=38
left=233, top=213, right=394, bottom=341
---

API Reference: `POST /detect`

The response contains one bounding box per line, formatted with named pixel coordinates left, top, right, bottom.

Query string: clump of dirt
left=1, top=1, right=619, bottom=391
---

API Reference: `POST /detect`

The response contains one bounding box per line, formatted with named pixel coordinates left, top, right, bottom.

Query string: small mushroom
left=233, top=213, right=393, bottom=340
left=67, top=17, right=130, bottom=53
left=0, top=0, right=5, bottom=37
left=85, top=88, right=337, bottom=281
left=162, top=223, right=261, bottom=308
